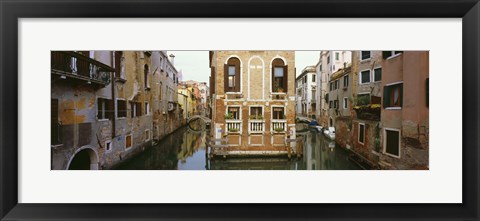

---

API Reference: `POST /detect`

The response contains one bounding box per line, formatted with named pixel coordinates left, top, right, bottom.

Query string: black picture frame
left=1, top=0, right=479, bottom=220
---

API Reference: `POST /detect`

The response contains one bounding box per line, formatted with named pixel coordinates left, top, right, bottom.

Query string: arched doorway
left=67, top=147, right=99, bottom=170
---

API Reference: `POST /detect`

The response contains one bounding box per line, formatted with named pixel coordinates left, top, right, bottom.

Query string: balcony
left=353, top=104, right=381, bottom=121
left=51, top=51, right=114, bottom=88
left=271, top=119, right=287, bottom=133
left=225, top=120, right=242, bottom=134
left=248, top=120, right=265, bottom=134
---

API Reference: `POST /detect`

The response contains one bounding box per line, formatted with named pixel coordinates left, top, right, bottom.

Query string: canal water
left=115, top=124, right=361, bottom=170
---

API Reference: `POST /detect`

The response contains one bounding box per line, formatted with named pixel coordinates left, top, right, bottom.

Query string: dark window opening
left=273, top=107, right=285, bottom=119
left=359, top=124, right=365, bottom=144
left=361, top=51, right=371, bottom=60
left=385, top=130, right=400, bottom=156
left=225, top=58, right=241, bottom=92
left=374, top=68, right=382, bottom=82
left=117, top=99, right=127, bottom=118
left=272, top=58, right=288, bottom=93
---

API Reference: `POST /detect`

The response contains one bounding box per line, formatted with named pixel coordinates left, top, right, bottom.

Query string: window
left=272, top=107, right=285, bottom=119
left=335, top=80, right=339, bottom=90
left=330, top=82, right=334, bottom=91
left=329, top=101, right=333, bottom=108
left=227, top=106, right=240, bottom=120
left=144, top=64, right=150, bottom=89
left=361, top=51, right=371, bottom=60
left=335, top=52, right=339, bottom=60
left=384, top=129, right=400, bottom=157
left=360, top=70, right=371, bottom=84
left=383, top=83, right=403, bottom=108
left=382, top=51, right=403, bottom=59
left=159, top=82, right=163, bottom=100
left=303, top=76, right=307, bottom=84
left=105, top=140, right=112, bottom=151
left=117, top=99, right=127, bottom=118
left=358, top=123, right=365, bottom=144
left=374, top=68, right=382, bottom=82
left=343, top=97, right=348, bottom=109
left=250, top=107, right=262, bottom=118
left=334, top=100, right=339, bottom=109
left=125, top=134, right=132, bottom=149
left=312, top=74, right=316, bottom=82
left=228, top=65, right=235, bottom=87
left=145, top=129, right=150, bottom=141
left=343, top=75, right=349, bottom=88
left=357, top=94, right=370, bottom=106
left=130, top=101, right=142, bottom=118
left=225, top=57, right=241, bottom=92
left=327, top=56, right=330, bottom=64
left=114, top=51, right=123, bottom=79
left=320, top=65, right=322, bottom=71
left=145, top=102, right=150, bottom=115
left=97, top=98, right=113, bottom=120
left=272, top=58, right=287, bottom=93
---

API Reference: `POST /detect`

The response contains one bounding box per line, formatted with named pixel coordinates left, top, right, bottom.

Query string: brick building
left=51, top=51, right=184, bottom=170
left=209, top=51, right=296, bottom=156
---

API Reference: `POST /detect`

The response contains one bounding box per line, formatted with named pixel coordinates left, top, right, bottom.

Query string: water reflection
left=116, top=126, right=361, bottom=170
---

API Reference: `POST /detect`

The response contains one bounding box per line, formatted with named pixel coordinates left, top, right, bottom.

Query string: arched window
left=224, top=57, right=241, bottom=92
left=144, top=64, right=149, bottom=89
left=272, top=58, right=288, bottom=93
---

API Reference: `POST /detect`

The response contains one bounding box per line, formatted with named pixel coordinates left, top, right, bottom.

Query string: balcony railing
left=248, top=120, right=265, bottom=134
left=226, top=119, right=242, bottom=134
left=271, top=119, right=287, bottom=133
left=51, top=51, right=114, bottom=87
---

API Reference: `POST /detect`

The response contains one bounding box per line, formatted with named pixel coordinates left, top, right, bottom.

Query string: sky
left=168, top=51, right=321, bottom=86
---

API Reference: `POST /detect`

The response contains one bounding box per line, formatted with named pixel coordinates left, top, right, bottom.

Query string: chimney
left=169, top=54, right=175, bottom=65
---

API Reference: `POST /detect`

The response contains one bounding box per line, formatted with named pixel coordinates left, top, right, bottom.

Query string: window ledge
left=97, top=119, right=109, bottom=122
left=385, top=107, right=402, bottom=110
left=115, top=77, right=127, bottom=83
left=116, top=117, right=126, bottom=120
left=383, top=152, right=401, bottom=159
left=360, top=58, right=372, bottom=62
left=225, top=92, right=242, bottom=94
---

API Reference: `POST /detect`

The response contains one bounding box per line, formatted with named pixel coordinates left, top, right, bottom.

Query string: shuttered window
left=144, top=64, right=150, bottom=89
left=383, top=83, right=403, bottom=108
left=130, top=101, right=143, bottom=118
left=117, top=99, right=127, bottom=118
left=97, top=98, right=113, bottom=120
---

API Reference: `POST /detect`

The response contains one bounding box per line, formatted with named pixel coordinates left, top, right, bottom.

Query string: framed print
left=1, top=0, right=479, bottom=220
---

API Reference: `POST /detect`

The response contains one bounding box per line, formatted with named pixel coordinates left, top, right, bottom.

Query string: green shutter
left=399, top=83, right=403, bottom=107
left=383, top=86, right=390, bottom=108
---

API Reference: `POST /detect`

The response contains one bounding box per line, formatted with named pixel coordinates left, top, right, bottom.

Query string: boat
left=315, top=125, right=323, bottom=132
left=323, top=127, right=336, bottom=140
left=308, top=120, right=319, bottom=129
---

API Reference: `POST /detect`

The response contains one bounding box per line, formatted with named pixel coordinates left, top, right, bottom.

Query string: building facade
left=209, top=51, right=296, bottom=156
left=51, top=51, right=184, bottom=170
left=315, top=51, right=352, bottom=127
left=379, top=51, right=429, bottom=169
left=295, top=66, right=317, bottom=118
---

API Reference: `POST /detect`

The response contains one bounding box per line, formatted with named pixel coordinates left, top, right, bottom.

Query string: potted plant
left=274, top=127, right=285, bottom=133
left=228, top=128, right=239, bottom=133
left=224, top=113, right=234, bottom=120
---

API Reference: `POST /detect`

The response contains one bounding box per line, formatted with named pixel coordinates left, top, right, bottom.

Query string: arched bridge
left=296, top=116, right=314, bottom=124
left=187, top=115, right=212, bottom=124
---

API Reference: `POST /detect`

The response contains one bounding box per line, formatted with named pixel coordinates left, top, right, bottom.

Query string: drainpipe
left=111, top=54, right=116, bottom=138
